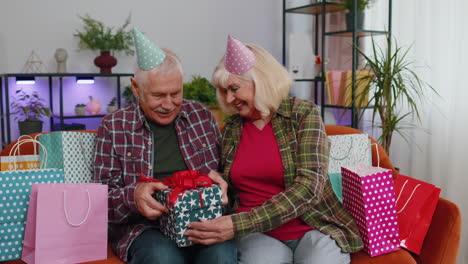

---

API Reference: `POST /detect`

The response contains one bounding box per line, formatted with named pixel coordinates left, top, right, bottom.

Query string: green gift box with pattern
left=38, top=132, right=96, bottom=183
left=153, top=184, right=223, bottom=247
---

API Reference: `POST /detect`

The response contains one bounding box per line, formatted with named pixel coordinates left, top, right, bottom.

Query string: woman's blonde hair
left=211, top=44, right=293, bottom=117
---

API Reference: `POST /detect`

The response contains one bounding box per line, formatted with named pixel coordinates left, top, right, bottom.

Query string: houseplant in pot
left=74, top=14, right=134, bottom=73
left=337, top=0, right=374, bottom=30
left=75, top=103, right=86, bottom=115
left=107, top=97, right=118, bottom=113
left=183, top=75, right=225, bottom=126
left=11, top=89, right=52, bottom=135
left=355, top=34, right=439, bottom=154
left=123, top=85, right=135, bottom=105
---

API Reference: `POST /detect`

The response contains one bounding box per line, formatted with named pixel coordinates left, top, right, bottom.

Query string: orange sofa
left=0, top=126, right=461, bottom=264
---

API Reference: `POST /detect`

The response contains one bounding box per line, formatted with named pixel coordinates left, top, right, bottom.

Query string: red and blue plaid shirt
left=93, top=100, right=221, bottom=262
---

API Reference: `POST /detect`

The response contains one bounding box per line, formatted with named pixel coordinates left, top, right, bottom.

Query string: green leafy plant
left=337, top=0, right=374, bottom=12
left=108, top=97, right=117, bottom=106
left=75, top=103, right=86, bottom=107
left=183, top=75, right=217, bottom=107
left=355, top=35, right=439, bottom=154
left=123, top=85, right=135, bottom=104
left=74, top=14, right=134, bottom=55
left=11, top=89, right=52, bottom=121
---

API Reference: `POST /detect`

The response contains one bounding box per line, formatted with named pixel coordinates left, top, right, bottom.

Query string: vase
left=94, top=51, right=117, bottom=74
left=87, top=98, right=102, bottom=115
left=345, top=11, right=365, bottom=31
left=106, top=105, right=118, bottom=113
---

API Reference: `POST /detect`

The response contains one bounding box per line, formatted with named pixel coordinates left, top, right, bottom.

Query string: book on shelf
left=325, top=71, right=342, bottom=105
left=337, top=70, right=372, bottom=107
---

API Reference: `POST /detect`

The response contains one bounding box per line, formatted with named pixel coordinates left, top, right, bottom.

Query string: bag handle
left=329, top=136, right=355, bottom=160
left=8, top=135, right=39, bottom=157
left=395, top=179, right=421, bottom=214
left=371, top=143, right=381, bottom=168
left=7, top=138, right=48, bottom=171
left=63, top=189, right=91, bottom=227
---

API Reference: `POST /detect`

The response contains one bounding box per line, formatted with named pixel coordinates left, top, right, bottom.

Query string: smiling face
left=218, top=74, right=261, bottom=120
left=131, top=70, right=183, bottom=125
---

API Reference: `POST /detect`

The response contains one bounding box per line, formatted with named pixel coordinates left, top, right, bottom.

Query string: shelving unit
left=282, top=0, right=392, bottom=128
left=0, top=73, right=133, bottom=147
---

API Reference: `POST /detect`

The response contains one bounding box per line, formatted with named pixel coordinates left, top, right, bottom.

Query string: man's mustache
left=154, top=107, right=176, bottom=114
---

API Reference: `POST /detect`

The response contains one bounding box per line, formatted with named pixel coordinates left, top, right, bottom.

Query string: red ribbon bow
left=137, top=170, right=213, bottom=208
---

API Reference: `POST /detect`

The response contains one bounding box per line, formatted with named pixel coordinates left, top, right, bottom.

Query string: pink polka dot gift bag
left=342, top=163, right=400, bottom=257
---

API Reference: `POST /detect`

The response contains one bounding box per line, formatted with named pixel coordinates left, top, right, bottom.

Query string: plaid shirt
left=93, top=100, right=221, bottom=262
left=221, top=96, right=363, bottom=253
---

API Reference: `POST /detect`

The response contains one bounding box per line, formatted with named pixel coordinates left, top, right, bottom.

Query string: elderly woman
left=185, top=36, right=363, bottom=264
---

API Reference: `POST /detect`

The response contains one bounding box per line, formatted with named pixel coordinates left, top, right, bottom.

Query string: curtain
left=387, top=1, right=468, bottom=263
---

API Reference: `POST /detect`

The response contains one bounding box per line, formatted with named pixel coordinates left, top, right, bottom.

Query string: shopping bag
left=0, top=137, right=64, bottom=262
left=342, top=163, right=400, bottom=257
left=39, top=131, right=96, bottom=183
left=1, top=135, right=41, bottom=171
left=394, top=174, right=440, bottom=254
left=328, top=134, right=371, bottom=201
left=21, top=183, right=108, bottom=264
left=0, top=169, right=64, bottom=261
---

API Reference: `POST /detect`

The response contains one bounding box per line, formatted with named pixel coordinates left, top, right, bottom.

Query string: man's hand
left=184, top=215, right=235, bottom=245
left=207, top=170, right=228, bottom=206
left=135, top=182, right=169, bottom=220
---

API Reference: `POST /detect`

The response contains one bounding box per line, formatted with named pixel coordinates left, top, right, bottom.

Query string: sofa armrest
left=415, top=198, right=461, bottom=264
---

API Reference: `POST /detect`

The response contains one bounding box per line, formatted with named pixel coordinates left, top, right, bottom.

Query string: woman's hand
left=207, top=170, right=229, bottom=206
left=184, top=215, right=235, bottom=245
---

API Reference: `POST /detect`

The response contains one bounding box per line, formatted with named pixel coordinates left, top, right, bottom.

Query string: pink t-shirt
left=230, top=120, right=313, bottom=241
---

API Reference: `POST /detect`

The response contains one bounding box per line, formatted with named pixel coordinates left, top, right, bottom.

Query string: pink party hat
left=224, top=35, right=256, bottom=74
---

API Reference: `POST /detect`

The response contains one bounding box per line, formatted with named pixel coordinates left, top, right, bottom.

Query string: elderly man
left=93, top=28, right=236, bottom=264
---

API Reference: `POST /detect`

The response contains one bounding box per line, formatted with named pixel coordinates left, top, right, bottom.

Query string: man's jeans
left=128, top=228, right=237, bottom=264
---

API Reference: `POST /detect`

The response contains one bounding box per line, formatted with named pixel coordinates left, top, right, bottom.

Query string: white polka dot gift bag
left=341, top=163, right=400, bottom=257
left=38, top=131, right=96, bottom=183
left=0, top=138, right=64, bottom=261
left=328, top=134, right=372, bottom=201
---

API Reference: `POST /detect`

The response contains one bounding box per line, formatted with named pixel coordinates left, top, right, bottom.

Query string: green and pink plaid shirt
left=93, top=101, right=221, bottom=262
left=221, top=96, right=363, bottom=253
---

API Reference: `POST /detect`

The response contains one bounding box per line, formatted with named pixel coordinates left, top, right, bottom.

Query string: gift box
left=151, top=171, right=223, bottom=247
left=342, top=164, right=400, bottom=257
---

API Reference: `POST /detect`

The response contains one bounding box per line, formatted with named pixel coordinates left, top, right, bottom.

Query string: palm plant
left=355, top=35, right=439, bottom=154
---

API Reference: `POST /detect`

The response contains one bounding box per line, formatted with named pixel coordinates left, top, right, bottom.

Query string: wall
left=0, top=0, right=283, bottom=142
left=0, top=0, right=281, bottom=79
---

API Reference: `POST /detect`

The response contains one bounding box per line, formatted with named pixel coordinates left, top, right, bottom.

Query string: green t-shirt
left=147, top=119, right=188, bottom=179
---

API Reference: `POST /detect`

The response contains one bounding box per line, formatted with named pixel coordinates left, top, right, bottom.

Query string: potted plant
left=355, top=35, right=439, bottom=154
left=107, top=97, right=118, bottom=113
left=11, top=89, right=52, bottom=135
left=75, top=103, right=86, bottom=116
left=74, top=14, right=134, bottom=73
left=337, top=0, right=374, bottom=30
left=123, top=85, right=135, bottom=104
left=183, top=75, right=225, bottom=126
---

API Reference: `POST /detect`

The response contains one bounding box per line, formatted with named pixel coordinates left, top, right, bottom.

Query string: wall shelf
left=0, top=73, right=133, bottom=147
left=282, top=0, right=392, bottom=128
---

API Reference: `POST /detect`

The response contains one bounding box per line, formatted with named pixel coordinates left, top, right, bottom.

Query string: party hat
left=133, top=28, right=166, bottom=70
left=224, top=35, right=256, bottom=74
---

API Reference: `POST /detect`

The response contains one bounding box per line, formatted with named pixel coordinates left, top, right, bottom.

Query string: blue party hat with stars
left=133, top=28, right=166, bottom=70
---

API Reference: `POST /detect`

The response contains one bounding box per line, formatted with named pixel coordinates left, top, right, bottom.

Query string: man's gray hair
left=133, top=48, right=183, bottom=90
